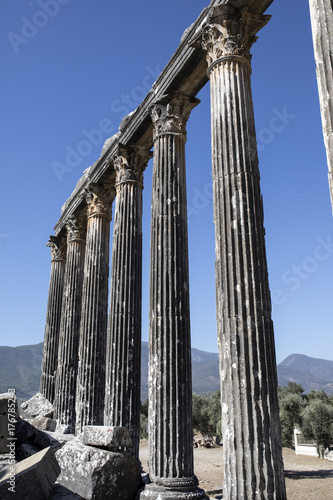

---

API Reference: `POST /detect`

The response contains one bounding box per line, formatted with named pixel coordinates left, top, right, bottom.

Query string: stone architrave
left=75, top=183, right=115, bottom=434
left=104, top=145, right=152, bottom=459
left=40, top=235, right=66, bottom=404
left=54, top=213, right=87, bottom=434
left=309, top=0, right=333, bottom=211
left=199, top=5, right=286, bottom=499
left=141, top=95, right=207, bottom=500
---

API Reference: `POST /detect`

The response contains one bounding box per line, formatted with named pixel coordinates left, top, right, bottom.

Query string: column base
left=140, top=483, right=208, bottom=500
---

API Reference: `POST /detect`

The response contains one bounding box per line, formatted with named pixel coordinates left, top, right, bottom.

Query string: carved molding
left=65, top=213, right=87, bottom=243
left=47, top=235, right=66, bottom=262
left=85, top=183, right=115, bottom=220
left=150, top=94, right=200, bottom=142
left=201, top=6, right=270, bottom=70
left=114, top=145, right=153, bottom=189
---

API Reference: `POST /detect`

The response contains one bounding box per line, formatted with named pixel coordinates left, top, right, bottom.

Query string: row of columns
left=40, top=4, right=286, bottom=499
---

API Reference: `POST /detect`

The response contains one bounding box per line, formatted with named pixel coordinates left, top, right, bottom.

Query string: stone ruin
left=5, top=0, right=332, bottom=499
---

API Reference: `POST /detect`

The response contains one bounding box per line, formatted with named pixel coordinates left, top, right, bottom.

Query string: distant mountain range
left=277, top=354, right=333, bottom=395
left=0, top=342, right=332, bottom=401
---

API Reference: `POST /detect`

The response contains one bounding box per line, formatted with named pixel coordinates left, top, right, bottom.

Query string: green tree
left=278, top=391, right=305, bottom=447
left=301, top=399, right=333, bottom=458
left=307, top=390, right=329, bottom=403
left=192, top=391, right=221, bottom=442
left=278, top=382, right=305, bottom=397
left=140, top=399, right=149, bottom=439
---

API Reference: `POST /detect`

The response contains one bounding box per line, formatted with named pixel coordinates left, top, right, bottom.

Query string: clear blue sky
left=0, top=0, right=332, bottom=364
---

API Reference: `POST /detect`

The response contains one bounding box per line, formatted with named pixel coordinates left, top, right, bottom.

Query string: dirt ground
left=139, top=440, right=333, bottom=499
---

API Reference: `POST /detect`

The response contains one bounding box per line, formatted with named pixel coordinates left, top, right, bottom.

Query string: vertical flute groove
left=141, top=95, right=207, bottom=499
left=40, top=236, right=66, bottom=404
left=201, top=6, right=286, bottom=499
left=75, top=185, right=114, bottom=434
left=54, top=215, right=86, bottom=433
left=105, top=147, right=151, bottom=459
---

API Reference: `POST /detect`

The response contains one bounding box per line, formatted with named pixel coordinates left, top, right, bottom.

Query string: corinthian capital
left=114, top=145, right=153, bottom=188
left=201, top=6, right=270, bottom=69
left=85, top=183, right=115, bottom=220
left=65, top=213, right=87, bottom=243
left=150, top=94, right=200, bottom=142
left=47, top=235, right=66, bottom=262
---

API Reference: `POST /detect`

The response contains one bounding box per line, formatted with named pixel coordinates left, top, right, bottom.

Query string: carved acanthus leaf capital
left=65, top=213, right=87, bottom=243
left=150, top=94, right=200, bottom=142
left=201, top=6, right=270, bottom=69
left=47, top=235, right=66, bottom=262
left=85, top=183, right=115, bottom=220
left=114, top=145, right=153, bottom=188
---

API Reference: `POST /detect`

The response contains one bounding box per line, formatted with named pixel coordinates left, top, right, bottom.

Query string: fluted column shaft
left=75, top=184, right=115, bottom=433
left=54, top=214, right=87, bottom=433
left=141, top=95, right=206, bottom=500
left=105, top=146, right=152, bottom=459
left=40, top=236, right=66, bottom=403
left=309, top=0, right=333, bottom=211
left=200, top=6, right=286, bottom=500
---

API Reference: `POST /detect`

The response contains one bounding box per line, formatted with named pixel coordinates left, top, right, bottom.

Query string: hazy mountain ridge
left=278, top=354, right=333, bottom=395
left=0, top=343, right=332, bottom=400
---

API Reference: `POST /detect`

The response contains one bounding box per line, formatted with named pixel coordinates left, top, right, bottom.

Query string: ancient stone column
left=75, top=183, right=115, bottom=433
left=141, top=95, right=206, bottom=500
left=54, top=213, right=87, bottom=434
left=309, top=0, right=333, bottom=211
left=104, top=146, right=152, bottom=459
left=199, top=5, right=286, bottom=499
left=40, top=235, right=66, bottom=404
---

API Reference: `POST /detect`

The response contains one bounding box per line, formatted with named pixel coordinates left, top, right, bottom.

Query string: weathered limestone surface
left=15, top=417, right=62, bottom=452
left=40, top=236, right=66, bottom=403
left=200, top=4, right=286, bottom=499
left=104, top=146, right=152, bottom=459
left=56, top=440, right=141, bottom=500
left=75, top=183, right=115, bottom=433
left=82, top=425, right=132, bottom=450
left=0, top=447, right=60, bottom=500
left=21, top=392, right=54, bottom=420
left=54, top=213, right=87, bottom=434
left=309, top=0, right=333, bottom=210
left=31, top=417, right=57, bottom=432
left=141, top=95, right=207, bottom=500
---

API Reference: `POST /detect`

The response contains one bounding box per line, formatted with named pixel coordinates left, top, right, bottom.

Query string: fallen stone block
left=20, top=392, right=54, bottom=420
left=16, top=443, right=41, bottom=461
left=31, top=416, right=57, bottom=432
left=56, top=440, right=141, bottom=500
left=45, top=431, right=75, bottom=448
left=0, top=392, right=18, bottom=453
left=82, top=425, right=132, bottom=450
left=0, top=446, right=60, bottom=500
left=56, top=423, right=74, bottom=434
left=50, top=483, right=82, bottom=499
left=15, top=417, right=62, bottom=451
